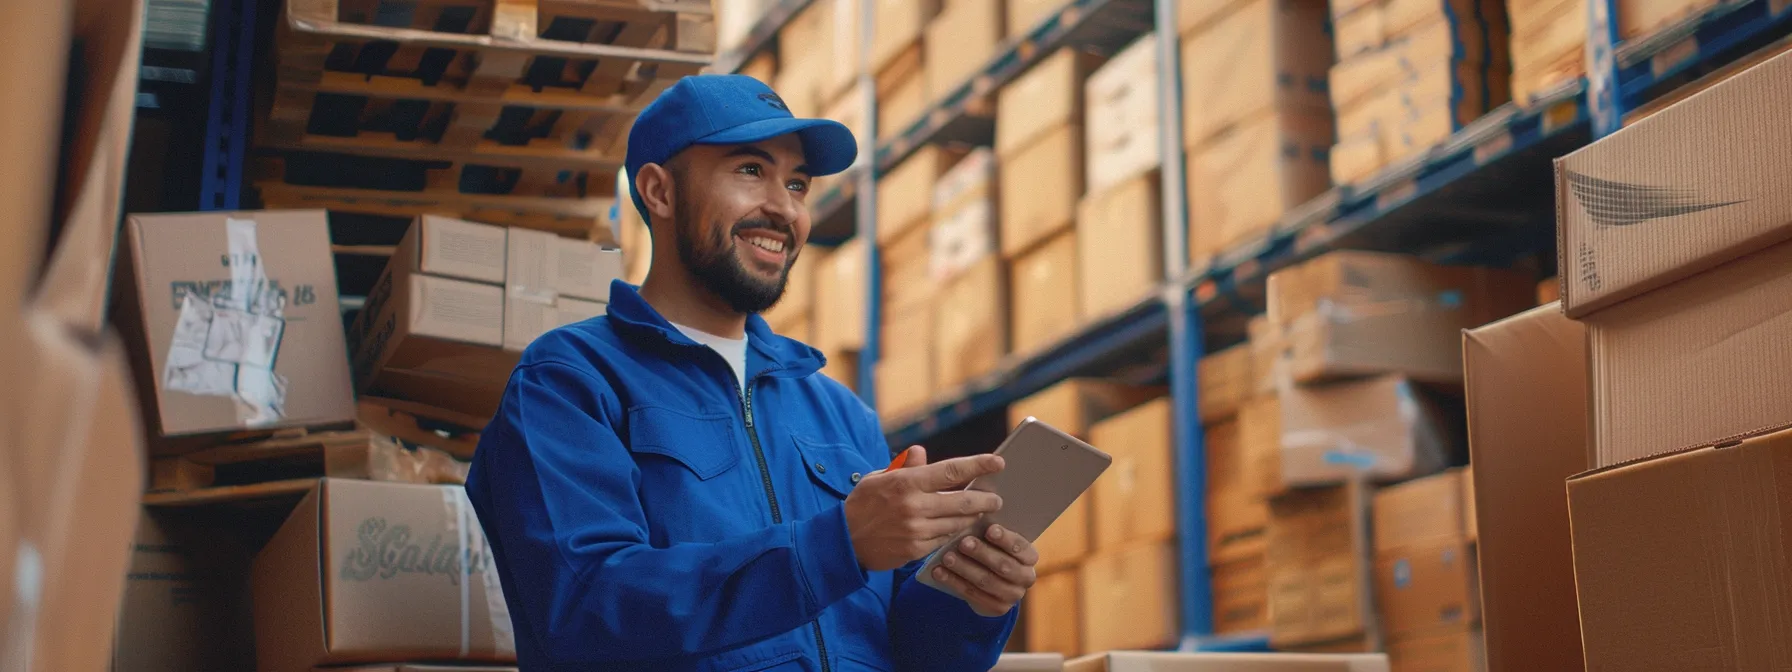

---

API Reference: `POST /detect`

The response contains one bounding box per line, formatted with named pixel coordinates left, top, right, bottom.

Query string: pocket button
left=850, top=472, right=862, bottom=483
left=815, top=462, right=827, bottom=473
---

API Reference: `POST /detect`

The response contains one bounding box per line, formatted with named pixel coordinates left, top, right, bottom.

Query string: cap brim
left=694, top=117, right=859, bottom=177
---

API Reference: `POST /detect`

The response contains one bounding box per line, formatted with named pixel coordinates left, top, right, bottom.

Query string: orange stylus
left=887, top=447, right=914, bottom=470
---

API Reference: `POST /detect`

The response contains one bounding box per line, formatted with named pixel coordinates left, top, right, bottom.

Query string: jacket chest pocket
left=626, top=405, right=765, bottom=542
left=790, top=436, right=876, bottom=512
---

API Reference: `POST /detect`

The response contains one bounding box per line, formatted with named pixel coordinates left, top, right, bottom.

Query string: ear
left=636, top=162, right=677, bottom=224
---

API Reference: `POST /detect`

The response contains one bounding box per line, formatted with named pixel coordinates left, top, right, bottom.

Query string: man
left=465, top=75, right=1037, bottom=671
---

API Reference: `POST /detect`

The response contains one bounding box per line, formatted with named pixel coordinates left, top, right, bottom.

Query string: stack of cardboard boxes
left=1327, top=0, right=1512, bottom=184
left=873, top=143, right=975, bottom=417
left=1370, top=469, right=1483, bottom=670
left=1179, top=0, right=1335, bottom=266
left=1079, top=34, right=1166, bottom=320
left=871, top=0, right=942, bottom=142
left=1199, top=343, right=1275, bottom=637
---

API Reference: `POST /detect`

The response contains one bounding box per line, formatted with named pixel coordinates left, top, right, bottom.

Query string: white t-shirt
left=672, top=322, right=749, bottom=392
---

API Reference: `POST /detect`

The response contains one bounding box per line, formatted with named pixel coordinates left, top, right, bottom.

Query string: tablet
left=915, top=417, right=1112, bottom=600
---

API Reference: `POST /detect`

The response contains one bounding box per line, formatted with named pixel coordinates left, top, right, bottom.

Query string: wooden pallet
left=357, top=396, right=486, bottom=460
left=144, top=429, right=471, bottom=507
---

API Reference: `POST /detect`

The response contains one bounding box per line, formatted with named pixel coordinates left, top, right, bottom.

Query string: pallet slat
left=145, top=430, right=471, bottom=506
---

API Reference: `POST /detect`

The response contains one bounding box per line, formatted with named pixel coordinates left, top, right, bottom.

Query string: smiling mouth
left=739, top=233, right=787, bottom=254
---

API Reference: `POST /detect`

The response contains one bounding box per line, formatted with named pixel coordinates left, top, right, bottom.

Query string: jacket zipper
left=737, top=380, right=832, bottom=672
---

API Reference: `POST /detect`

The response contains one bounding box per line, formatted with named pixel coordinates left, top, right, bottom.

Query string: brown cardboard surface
left=875, top=346, right=933, bottom=420
left=1089, top=399, right=1178, bottom=552
left=822, top=85, right=870, bottom=160
left=1079, top=542, right=1179, bottom=653
left=1033, top=491, right=1092, bottom=574
left=881, top=223, right=936, bottom=320
left=251, top=479, right=515, bottom=672
left=933, top=257, right=1008, bottom=391
left=776, top=0, right=831, bottom=112
left=1618, top=0, right=1720, bottom=40
left=1554, top=44, right=1792, bottom=317
left=996, top=48, right=1106, bottom=157
left=880, top=286, right=933, bottom=364
left=1212, top=553, right=1270, bottom=634
left=1180, top=0, right=1333, bottom=148
left=1207, top=418, right=1270, bottom=566
left=1267, top=483, right=1374, bottom=648
left=925, top=0, right=1003, bottom=96
left=1585, top=237, right=1792, bottom=467
left=503, top=296, right=603, bottom=351
left=1084, top=34, right=1162, bottom=194
left=1372, top=539, right=1480, bottom=639
left=827, top=0, right=864, bottom=96
left=1534, top=276, right=1559, bottom=305
left=1198, top=344, right=1254, bottom=422
left=1460, top=303, right=1588, bottom=672
left=1248, top=316, right=1282, bottom=398
left=739, top=51, right=776, bottom=86
left=1371, top=469, right=1469, bottom=551
left=815, top=238, right=867, bottom=352
left=114, top=509, right=257, bottom=671
left=1239, top=395, right=1285, bottom=496
left=930, top=187, right=999, bottom=284
left=1567, top=429, right=1792, bottom=670
left=1333, top=4, right=1385, bottom=60
left=1007, top=379, right=1166, bottom=438
left=1329, top=20, right=1489, bottom=112
left=870, top=0, right=939, bottom=74
left=875, top=45, right=928, bottom=141
left=407, top=215, right=508, bottom=285
left=1076, top=170, right=1163, bottom=320
left=1263, top=251, right=1533, bottom=385
left=1010, top=230, right=1082, bottom=355
left=878, top=144, right=967, bottom=244
left=1386, top=630, right=1485, bottom=672
left=1000, top=124, right=1086, bottom=258
left=114, top=210, right=356, bottom=438
left=1279, top=375, right=1458, bottom=487
left=1067, top=651, right=1391, bottom=672
left=934, top=146, right=999, bottom=214
left=995, top=652, right=1067, bottom=672
left=504, top=224, right=620, bottom=304
left=0, top=0, right=70, bottom=321
left=1025, top=569, right=1082, bottom=656
left=1187, top=108, right=1334, bottom=265
left=1007, top=0, right=1064, bottom=35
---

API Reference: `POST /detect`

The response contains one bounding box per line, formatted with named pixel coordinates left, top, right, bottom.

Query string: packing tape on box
left=162, top=217, right=289, bottom=426
left=441, top=486, right=515, bottom=658
left=4, top=542, right=43, bottom=668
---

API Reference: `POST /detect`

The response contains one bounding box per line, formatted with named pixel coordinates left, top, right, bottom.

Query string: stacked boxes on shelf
left=1371, top=469, right=1484, bottom=670
left=872, top=0, right=943, bottom=140
left=1079, top=34, right=1167, bottom=320
left=1327, top=0, right=1513, bottom=184
left=926, top=0, right=1006, bottom=101
left=1199, top=343, right=1275, bottom=636
left=874, top=144, right=972, bottom=417
left=1507, top=0, right=1584, bottom=103
left=930, top=149, right=1008, bottom=396
left=775, top=0, right=836, bottom=118
left=1179, top=0, right=1336, bottom=265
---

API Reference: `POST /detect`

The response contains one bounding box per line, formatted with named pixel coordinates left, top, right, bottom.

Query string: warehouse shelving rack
left=180, top=0, right=1792, bottom=652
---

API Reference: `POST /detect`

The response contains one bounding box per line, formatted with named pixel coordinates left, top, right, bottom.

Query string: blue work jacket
left=465, top=281, right=1017, bottom=671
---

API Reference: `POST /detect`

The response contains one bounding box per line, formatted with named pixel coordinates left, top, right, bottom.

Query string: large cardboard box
left=1583, top=238, right=1792, bottom=467
left=870, top=0, right=940, bottom=74
left=1079, top=542, right=1179, bottom=653
left=1239, top=395, right=1285, bottom=495
left=933, top=257, right=1008, bottom=391
left=930, top=148, right=999, bottom=282
left=1212, top=553, right=1270, bottom=634
left=1089, top=399, right=1177, bottom=552
left=251, top=480, right=515, bottom=672
left=0, top=0, right=71, bottom=322
left=1024, top=569, right=1081, bottom=656
left=1509, top=0, right=1585, bottom=103
left=1180, top=0, right=1333, bottom=148
left=1187, top=108, right=1333, bottom=264
left=1279, top=375, right=1458, bottom=487
left=1248, top=315, right=1283, bottom=396
left=1386, top=630, right=1485, bottom=672
left=924, top=0, right=1004, bottom=96
left=1264, top=251, right=1533, bottom=385
left=503, top=296, right=603, bottom=351
left=875, top=346, right=933, bottom=419
left=503, top=229, right=622, bottom=304
left=1206, top=418, right=1269, bottom=565
left=114, top=210, right=356, bottom=439
left=1267, top=484, right=1373, bottom=648
left=1198, top=344, right=1254, bottom=422
left=1007, top=379, right=1165, bottom=438
left=881, top=224, right=936, bottom=321
left=996, top=49, right=1106, bottom=157
left=1371, top=469, right=1470, bottom=552
left=814, top=238, right=867, bottom=352
left=1067, top=652, right=1390, bottom=672
left=878, top=144, right=967, bottom=244
left=1460, top=303, right=1587, bottom=672
left=776, top=0, right=832, bottom=113
left=822, top=85, right=870, bottom=167
left=1000, top=124, right=1085, bottom=257
left=1328, top=18, right=1493, bottom=113
left=827, top=0, right=864, bottom=96
left=996, top=653, right=1066, bottom=671
left=1553, top=46, right=1792, bottom=317
left=1567, top=428, right=1792, bottom=669
left=113, top=510, right=257, bottom=671
left=1076, top=171, right=1163, bottom=319
left=716, top=0, right=778, bottom=54
left=1085, top=34, right=1162, bottom=194
left=880, top=283, right=933, bottom=363
left=1372, top=539, right=1480, bottom=639
left=875, top=44, right=928, bottom=141
left=1009, top=230, right=1081, bottom=355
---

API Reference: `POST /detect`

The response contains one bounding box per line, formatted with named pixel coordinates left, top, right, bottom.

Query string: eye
left=786, top=178, right=809, bottom=193
left=736, top=162, right=764, bottom=177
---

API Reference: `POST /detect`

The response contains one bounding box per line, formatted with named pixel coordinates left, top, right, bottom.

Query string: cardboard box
left=114, top=510, right=257, bottom=671
left=1386, top=630, right=1485, bottom=672
left=1264, top=251, right=1533, bottom=385
left=1248, top=315, right=1283, bottom=397
left=1618, top=0, right=1720, bottom=40
left=1584, top=238, right=1792, bottom=467
left=1508, top=0, right=1585, bottom=103
left=740, top=51, right=777, bottom=86
left=996, top=48, right=1106, bottom=157
left=506, top=224, right=620, bottom=304
left=1333, top=5, right=1385, bottom=60
left=933, top=257, right=1008, bottom=391
left=934, top=145, right=999, bottom=213
left=1180, top=0, right=1333, bottom=148
left=1024, top=569, right=1081, bottom=656
left=1009, top=230, right=1081, bottom=355
left=1007, top=379, right=1166, bottom=437
left=878, top=144, right=967, bottom=244
left=0, top=0, right=71, bottom=323
left=113, top=210, right=357, bottom=439
left=1239, top=395, right=1285, bottom=496
left=996, top=653, right=1067, bottom=672
left=875, top=346, right=933, bottom=419
left=1460, top=303, right=1588, bottom=672
left=777, top=0, right=832, bottom=110
left=1567, top=428, right=1792, bottom=670
left=1329, top=32, right=1492, bottom=116
left=1076, top=171, right=1163, bottom=319
left=880, top=283, right=934, bottom=362
left=875, top=43, right=927, bottom=141
left=1553, top=42, right=1792, bottom=317
left=1079, top=542, right=1179, bottom=652
left=930, top=150, right=1000, bottom=282
left=396, top=216, right=508, bottom=285
left=1089, top=399, right=1177, bottom=552
left=251, top=480, right=514, bottom=672
left=870, top=0, right=940, bottom=74
left=1033, top=492, right=1092, bottom=574
left=822, top=84, right=870, bottom=166
left=1373, top=539, right=1479, bottom=640
left=1212, top=554, right=1270, bottom=634
left=1371, top=469, right=1470, bottom=552
left=881, top=223, right=936, bottom=320
left=814, top=238, right=867, bottom=351
left=503, top=296, right=603, bottom=351
left=1207, top=418, right=1270, bottom=565
left=717, top=0, right=778, bottom=54
left=1267, top=483, right=1374, bottom=648
left=1085, top=34, right=1162, bottom=194
left=925, top=0, right=1003, bottom=96
left=1279, top=375, right=1458, bottom=487
left=1198, top=344, right=1254, bottom=422
left=1007, top=0, right=1064, bottom=36
left=820, top=347, right=858, bottom=391
left=827, top=0, right=864, bottom=96
left=1067, top=652, right=1390, bottom=672
left=1187, top=108, right=1333, bottom=264
left=1001, top=124, right=1086, bottom=257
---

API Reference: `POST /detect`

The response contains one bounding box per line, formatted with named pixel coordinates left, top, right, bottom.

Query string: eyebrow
left=725, top=145, right=811, bottom=177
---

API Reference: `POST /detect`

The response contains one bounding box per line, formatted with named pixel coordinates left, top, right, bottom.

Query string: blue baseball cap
left=625, top=74, right=858, bottom=224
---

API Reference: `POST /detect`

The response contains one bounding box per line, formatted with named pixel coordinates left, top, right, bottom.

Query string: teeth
left=744, top=236, right=785, bottom=253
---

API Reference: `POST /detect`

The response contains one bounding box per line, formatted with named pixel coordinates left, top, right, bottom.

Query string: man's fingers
left=953, top=534, right=1033, bottom=593
left=915, top=516, right=982, bottom=539
left=909, top=454, right=1004, bottom=491
left=919, top=490, right=1003, bottom=518
left=932, top=554, right=1021, bottom=615
left=986, top=525, right=1040, bottom=568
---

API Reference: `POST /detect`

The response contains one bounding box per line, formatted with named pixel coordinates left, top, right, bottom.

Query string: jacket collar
left=605, top=280, right=826, bottom=379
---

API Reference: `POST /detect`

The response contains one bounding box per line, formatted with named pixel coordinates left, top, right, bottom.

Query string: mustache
left=730, top=218, right=792, bottom=238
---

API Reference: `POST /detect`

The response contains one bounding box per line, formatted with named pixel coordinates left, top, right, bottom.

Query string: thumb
left=905, top=445, right=928, bottom=467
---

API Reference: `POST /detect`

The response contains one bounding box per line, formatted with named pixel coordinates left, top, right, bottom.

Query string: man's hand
left=929, top=524, right=1038, bottom=617
left=844, top=447, right=1004, bottom=572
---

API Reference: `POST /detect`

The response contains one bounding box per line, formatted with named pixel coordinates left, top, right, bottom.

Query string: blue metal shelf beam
left=198, top=0, right=256, bottom=211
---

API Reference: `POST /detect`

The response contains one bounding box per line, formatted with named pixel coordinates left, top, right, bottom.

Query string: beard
left=674, top=191, right=798, bottom=315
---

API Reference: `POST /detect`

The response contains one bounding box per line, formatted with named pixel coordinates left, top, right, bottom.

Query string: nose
left=762, top=180, right=802, bottom=228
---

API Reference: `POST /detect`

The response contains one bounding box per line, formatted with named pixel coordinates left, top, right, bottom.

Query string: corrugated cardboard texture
left=1187, top=107, right=1334, bottom=264
left=924, top=0, right=1003, bottom=96
left=252, top=480, right=515, bottom=672
left=114, top=509, right=256, bottom=671
left=1085, top=34, right=1162, bottom=194
left=1567, top=429, right=1792, bottom=670
left=1554, top=45, right=1792, bottom=317
left=1179, top=0, right=1333, bottom=148
left=1372, top=540, right=1480, bottom=639
left=1207, top=418, right=1270, bottom=565
left=1077, top=170, right=1163, bottom=319
left=1198, top=344, right=1255, bottom=422
left=1010, top=230, right=1082, bottom=355
left=1586, top=237, right=1792, bottom=467
left=1000, top=123, right=1086, bottom=257
left=1212, top=553, right=1270, bottom=634
left=1079, top=542, right=1179, bottom=653
left=933, top=256, right=1008, bottom=391
left=503, top=296, right=602, bottom=352
left=116, top=210, right=356, bottom=438
left=1278, top=375, right=1458, bottom=487
left=1386, top=629, right=1485, bottom=672
left=1268, top=483, right=1374, bottom=648
left=1067, top=651, right=1391, bottom=672
left=1089, top=399, right=1178, bottom=552
left=412, top=216, right=506, bottom=285
left=1264, top=251, right=1533, bottom=385
left=1024, top=569, right=1081, bottom=657
left=996, top=48, right=1106, bottom=157
left=1370, top=469, right=1468, bottom=551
